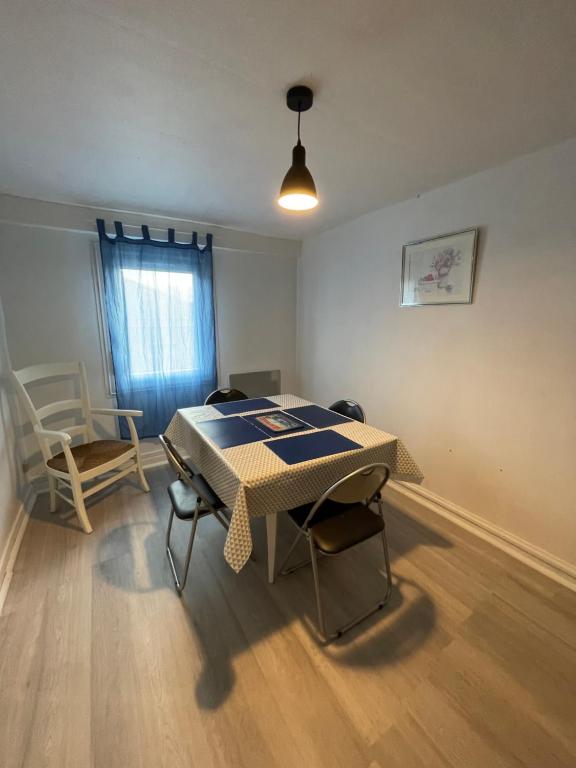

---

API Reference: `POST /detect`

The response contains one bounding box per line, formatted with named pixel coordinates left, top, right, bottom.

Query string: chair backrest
left=159, top=434, right=193, bottom=479
left=160, top=434, right=220, bottom=509
left=329, top=399, right=366, bottom=423
left=306, top=463, right=390, bottom=528
left=204, top=388, right=248, bottom=406
left=11, top=362, right=94, bottom=462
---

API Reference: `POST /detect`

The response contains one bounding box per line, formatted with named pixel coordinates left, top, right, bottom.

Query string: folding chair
left=159, top=434, right=230, bottom=595
left=204, top=388, right=248, bottom=405
left=279, top=463, right=392, bottom=643
left=328, top=399, right=366, bottom=423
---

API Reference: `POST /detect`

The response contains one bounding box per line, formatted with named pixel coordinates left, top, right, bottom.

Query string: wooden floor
left=1, top=467, right=575, bottom=768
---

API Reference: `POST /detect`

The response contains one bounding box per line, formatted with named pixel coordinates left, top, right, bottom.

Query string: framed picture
left=400, top=228, right=478, bottom=306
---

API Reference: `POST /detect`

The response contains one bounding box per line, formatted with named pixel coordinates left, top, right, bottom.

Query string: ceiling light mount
left=286, top=85, right=313, bottom=113
left=277, top=84, right=319, bottom=212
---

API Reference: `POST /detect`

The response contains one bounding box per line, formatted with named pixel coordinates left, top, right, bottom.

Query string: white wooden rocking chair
left=12, top=361, right=149, bottom=533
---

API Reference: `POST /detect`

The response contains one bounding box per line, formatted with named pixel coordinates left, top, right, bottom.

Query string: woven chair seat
left=47, top=440, right=134, bottom=473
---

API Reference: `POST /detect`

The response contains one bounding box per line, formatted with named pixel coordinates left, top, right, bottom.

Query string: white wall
left=297, top=138, right=576, bottom=568
left=0, top=295, right=26, bottom=590
left=0, top=196, right=299, bottom=469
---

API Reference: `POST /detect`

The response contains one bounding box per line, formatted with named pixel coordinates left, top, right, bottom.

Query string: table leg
left=266, top=512, right=278, bottom=584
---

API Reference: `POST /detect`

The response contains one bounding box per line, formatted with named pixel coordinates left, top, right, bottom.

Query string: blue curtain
left=98, top=220, right=217, bottom=438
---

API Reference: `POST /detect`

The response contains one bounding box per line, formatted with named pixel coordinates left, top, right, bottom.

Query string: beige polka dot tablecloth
left=164, top=395, right=424, bottom=572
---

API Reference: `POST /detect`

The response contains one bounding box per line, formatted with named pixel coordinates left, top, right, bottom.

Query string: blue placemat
left=242, top=410, right=311, bottom=438
left=212, top=397, right=278, bottom=416
left=195, top=416, right=266, bottom=448
left=264, top=429, right=362, bottom=465
left=283, top=404, right=352, bottom=428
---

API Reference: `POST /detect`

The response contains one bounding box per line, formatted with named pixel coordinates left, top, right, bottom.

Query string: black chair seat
left=288, top=498, right=354, bottom=528
left=311, top=504, right=384, bottom=555
left=168, top=477, right=224, bottom=520
left=288, top=499, right=384, bottom=554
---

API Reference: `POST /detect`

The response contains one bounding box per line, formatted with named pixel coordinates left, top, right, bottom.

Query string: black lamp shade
left=278, top=141, right=318, bottom=210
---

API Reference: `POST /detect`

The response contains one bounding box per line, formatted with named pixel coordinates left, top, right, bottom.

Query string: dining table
left=163, top=394, right=424, bottom=582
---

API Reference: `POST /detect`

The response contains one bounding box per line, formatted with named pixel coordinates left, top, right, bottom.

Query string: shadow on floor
left=62, top=467, right=452, bottom=709
left=29, top=474, right=146, bottom=533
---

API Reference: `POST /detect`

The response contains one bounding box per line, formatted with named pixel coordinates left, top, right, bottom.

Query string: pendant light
left=277, top=85, right=318, bottom=211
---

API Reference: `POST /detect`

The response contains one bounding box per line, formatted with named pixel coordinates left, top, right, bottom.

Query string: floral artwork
left=401, top=229, right=478, bottom=305
left=419, top=247, right=462, bottom=293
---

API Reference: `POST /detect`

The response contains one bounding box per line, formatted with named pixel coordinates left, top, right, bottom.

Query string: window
left=121, top=268, right=197, bottom=377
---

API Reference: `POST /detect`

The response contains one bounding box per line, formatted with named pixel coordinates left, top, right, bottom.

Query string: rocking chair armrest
left=91, top=408, right=142, bottom=447
left=34, top=427, right=72, bottom=445
left=90, top=408, right=143, bottom=418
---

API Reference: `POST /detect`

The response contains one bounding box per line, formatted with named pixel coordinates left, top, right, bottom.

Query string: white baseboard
left=0, top=485, right=37, bottom=615
left=387, top=480, right=576, bottom=592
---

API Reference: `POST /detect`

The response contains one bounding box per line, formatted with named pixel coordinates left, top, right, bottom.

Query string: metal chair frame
left=160, top=435, right=230, bottom=595
left=278, top=463, right=392, bottom=643
left=328, top=399, right=367, bottom=423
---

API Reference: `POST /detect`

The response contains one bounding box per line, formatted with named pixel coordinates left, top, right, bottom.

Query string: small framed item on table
left=243, top=410, right=309, bottom=437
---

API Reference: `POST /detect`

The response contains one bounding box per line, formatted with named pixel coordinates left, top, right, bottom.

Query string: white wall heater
left=228, top=370, right=281, bottom=397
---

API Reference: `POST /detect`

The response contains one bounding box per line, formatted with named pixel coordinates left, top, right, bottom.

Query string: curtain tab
left=96, top=218, right=212, bottom=251
left=96, top=218, right=107, bottom=239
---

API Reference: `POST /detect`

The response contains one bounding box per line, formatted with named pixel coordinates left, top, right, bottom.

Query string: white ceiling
left=1, top=0, right=576, bottom=239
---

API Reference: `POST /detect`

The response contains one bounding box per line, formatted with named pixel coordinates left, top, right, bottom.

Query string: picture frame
left=400, top=228, right=478, bottom=306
